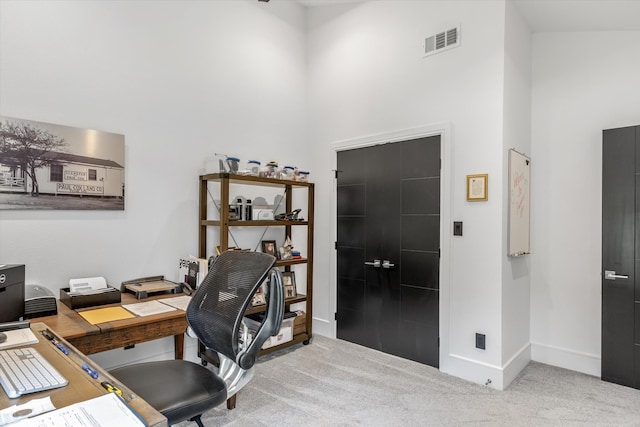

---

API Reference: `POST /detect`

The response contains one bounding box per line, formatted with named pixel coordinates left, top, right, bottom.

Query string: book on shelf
left=178, top=256, right=209, bottom=289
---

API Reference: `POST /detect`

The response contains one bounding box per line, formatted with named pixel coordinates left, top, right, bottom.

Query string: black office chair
left=110, top=251, right=285, bottom=427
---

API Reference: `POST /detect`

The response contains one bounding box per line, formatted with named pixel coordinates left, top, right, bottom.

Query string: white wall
left=500, top=0, right=532, bottom=385
left=4, top=0, right=633, bottom=388
left=530, top=31, right=640, bottom=376
left=306, top=0, right=516, bottom=388
left=0, top=0, right=307, bottom=367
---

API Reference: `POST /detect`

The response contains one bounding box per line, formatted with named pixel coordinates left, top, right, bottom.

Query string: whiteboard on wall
left=508, top=149, right=531, bottom=257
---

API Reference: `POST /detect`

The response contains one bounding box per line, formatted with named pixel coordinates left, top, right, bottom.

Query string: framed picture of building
left=0, top=116, right=125, bottom=210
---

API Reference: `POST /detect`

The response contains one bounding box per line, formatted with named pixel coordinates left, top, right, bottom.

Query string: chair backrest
left=186, top=250, right=284, bottom=369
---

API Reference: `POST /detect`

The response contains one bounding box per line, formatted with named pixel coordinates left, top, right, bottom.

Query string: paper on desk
left=122, top=300, right=177, bottom=317
left=157, top=295, right=191, bottom=311
left=79, top=306, right=136, bottom=325
left=69, top=276, right=107, bottom=293
left=12, top=393, right=146, bottom=427
left=0, top=328, right=38, bottom=350
left=0, top=396, right=55, bottom=426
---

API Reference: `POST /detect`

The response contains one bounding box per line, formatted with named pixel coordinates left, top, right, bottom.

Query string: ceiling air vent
left=424, top=25, right=460, bottom=57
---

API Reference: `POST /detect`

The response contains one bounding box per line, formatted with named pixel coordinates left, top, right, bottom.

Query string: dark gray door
left=336, top=136, right=440, bottom=367
left=602, top=125, right=640, bottom=388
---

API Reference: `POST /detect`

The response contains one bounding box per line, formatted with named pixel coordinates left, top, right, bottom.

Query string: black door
left=336, top=136, right=440, bottom=367
left=602, top=125, right=640, bottom=388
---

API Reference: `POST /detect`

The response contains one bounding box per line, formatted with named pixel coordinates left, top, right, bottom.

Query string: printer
left=24, top=284, right=58, bottom=318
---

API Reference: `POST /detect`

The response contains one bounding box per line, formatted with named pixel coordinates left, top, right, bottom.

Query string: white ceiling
left=296, top=0, right=640, bottom=32
left=512, top=0, right=640, bottom=32
left=296, top=0, right=366, bottom=6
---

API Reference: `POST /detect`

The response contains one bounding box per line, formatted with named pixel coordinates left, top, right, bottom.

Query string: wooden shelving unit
left=198, top=172, right=314, bottom=354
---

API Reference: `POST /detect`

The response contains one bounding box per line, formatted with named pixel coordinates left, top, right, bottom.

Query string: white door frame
left=329, top=122, right=452, bottom=369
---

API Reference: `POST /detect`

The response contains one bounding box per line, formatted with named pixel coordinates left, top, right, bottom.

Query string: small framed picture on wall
left=466, top=174, right=488, bottom=202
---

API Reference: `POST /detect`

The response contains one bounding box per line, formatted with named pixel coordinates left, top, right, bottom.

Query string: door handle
left=365, top=259, right=381, bottom=268
left=382, top=260, right=395, bottom=269
left=604, top=270, right=629, bottom=280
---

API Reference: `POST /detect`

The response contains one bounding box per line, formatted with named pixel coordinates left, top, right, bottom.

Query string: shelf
left=199, top=172, right=314, bottom=363
left=275, top=258, right=308, bottom=267
left=201, top=220, right=309, bottom=227
left=200, top=173, right=313, bottom=189
left=199, top=332, right=311, bottom=363
left=258, top=333, right=311, bottom=355
left=244, top=294, right=307, bottom=316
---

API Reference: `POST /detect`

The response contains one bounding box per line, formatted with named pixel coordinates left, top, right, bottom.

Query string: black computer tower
left=0, top=264, right=25, bottom=322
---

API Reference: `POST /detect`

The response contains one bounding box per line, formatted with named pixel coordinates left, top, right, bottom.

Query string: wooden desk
left=32, top=293, right=188, bottom=359
left=0, top=323, right=168, bottom=427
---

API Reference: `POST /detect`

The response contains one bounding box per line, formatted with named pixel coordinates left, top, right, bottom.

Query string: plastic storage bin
left=295, top=170, right=310, bottom=182
left=281, top=166, right=295, bottom=180
left=244, top=160, right=261, bottom=176
left=261, top=161, right=279, bottom=178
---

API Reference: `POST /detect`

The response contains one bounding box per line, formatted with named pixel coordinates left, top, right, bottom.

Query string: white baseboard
left=531, top=341, right=600, bottom=377
left=503, top=343, right=531, bottom=388
left=441, top=354, right=505, bottom=390
left=311, top=317, right=334, bottom=339
left=441, top=343, right=531, bottom=390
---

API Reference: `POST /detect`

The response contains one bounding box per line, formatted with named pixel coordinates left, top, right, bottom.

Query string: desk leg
left=226, top=394, right=236, bottom=410
left=174, top=333, right=184, bottom=360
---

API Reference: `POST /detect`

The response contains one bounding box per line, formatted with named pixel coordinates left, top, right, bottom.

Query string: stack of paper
left=10, top=393, right=147, bottom=427
left=0, top=328, right=38, bottom=350
left=66, top=276, right=118, bottom=297
left=122, top=300, right=177, bottom=317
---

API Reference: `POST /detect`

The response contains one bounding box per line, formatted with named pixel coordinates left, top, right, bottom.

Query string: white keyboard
left=0, top=347, right=68, bottom=398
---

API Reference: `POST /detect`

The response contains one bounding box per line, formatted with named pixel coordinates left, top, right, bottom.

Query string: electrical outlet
left=453, top=221, right=463, bottom=236
left=476, top=333, right=486, bottom=350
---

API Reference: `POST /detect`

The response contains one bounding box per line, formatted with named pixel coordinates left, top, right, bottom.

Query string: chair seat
left=110, top=360, right=227, bottom=424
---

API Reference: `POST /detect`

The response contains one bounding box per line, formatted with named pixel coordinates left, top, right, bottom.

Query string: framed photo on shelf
left=251, top=288, right=266, bottom=306
left=466, top=174, right=488, bottom=202
left=282, top=271, right=297, bottom=298
left=261, top=240, right=279, bottom=258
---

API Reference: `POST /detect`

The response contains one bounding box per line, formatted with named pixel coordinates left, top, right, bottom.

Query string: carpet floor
left=177, top=335, right=640, bottom=426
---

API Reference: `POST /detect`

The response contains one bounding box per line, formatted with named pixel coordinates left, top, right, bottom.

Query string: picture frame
left=282, top=271, right=297, bottom=299
left=261, top=240, right=279, bottom=258
left=250, top=287, right=266, bottom=307
left=0, top=116, right=125, bottom=210
left=466, top=174, right=488, bottom=202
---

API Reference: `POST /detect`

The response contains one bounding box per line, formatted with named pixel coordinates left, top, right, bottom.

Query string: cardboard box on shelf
left=292, top=311, right=306, bottom=336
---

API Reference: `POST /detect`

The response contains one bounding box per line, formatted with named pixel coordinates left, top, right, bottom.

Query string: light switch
left=453, top=221, right=463, bottom=236
left=476, top=333, right=486, bottom=350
